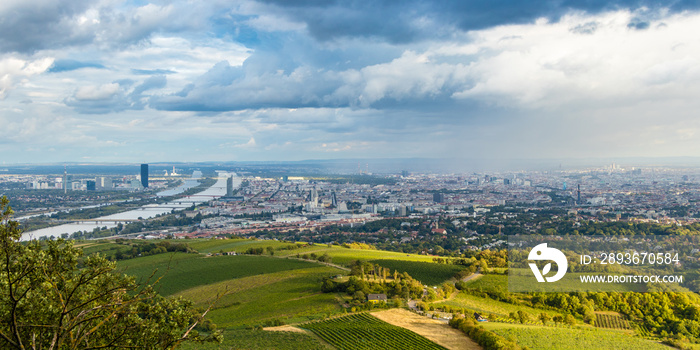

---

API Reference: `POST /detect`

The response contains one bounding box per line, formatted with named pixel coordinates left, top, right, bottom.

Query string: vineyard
left=370, top=259, right=465, bottom=285
left=302, top=313, right=447, bottom=350
left=484, top=322, right=670, bottom=350
left=595, top=313, right=632, bottom=330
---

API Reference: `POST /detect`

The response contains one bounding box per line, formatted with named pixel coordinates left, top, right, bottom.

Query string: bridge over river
left=21, top=171, right=238, bottom=240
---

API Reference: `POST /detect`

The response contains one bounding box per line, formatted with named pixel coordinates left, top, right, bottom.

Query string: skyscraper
left=226, top=176, right=234, bottom=197
left=433, top=193, right=445, bottom=203
left=141, top=164, right=149, bottom=188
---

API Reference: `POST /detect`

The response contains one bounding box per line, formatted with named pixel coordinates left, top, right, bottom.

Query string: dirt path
left=263, top=325, right=309, bottom=333
left=460, top=267, right=482, bottom=282
left=372, top=309, right=483, bottom=350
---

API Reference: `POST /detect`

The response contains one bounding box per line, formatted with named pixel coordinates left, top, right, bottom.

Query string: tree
left=538, top=313, right=551, bottom=325
left=564, top=314, right=576, bottom=325
left=517, top=310, right=530, bottom=324
left=552, top=315, right=564, bottom=325
left=0, top=197, right=221, bottom=349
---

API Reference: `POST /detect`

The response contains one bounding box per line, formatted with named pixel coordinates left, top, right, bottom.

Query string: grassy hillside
left=302, top=313, right=447, bottom=350
left=483, top=323, right=669, bottom=350
left=369, top=259, right=464, bottom=286
left=177, top=266, right=344, bottom=328
left=185, top=238, right=436, bottom=264
left=434, top=292, right=564, bottom=320
left=116, top=253, right=323, bottom=296
left=178, top=329, right=332, bottom=350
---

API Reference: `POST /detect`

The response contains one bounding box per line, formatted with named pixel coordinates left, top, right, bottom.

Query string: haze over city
left=3, top=1, right=700, bottom=164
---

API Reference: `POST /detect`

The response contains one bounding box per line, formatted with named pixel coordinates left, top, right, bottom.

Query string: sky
left=3, top=1, right=700, bottom=164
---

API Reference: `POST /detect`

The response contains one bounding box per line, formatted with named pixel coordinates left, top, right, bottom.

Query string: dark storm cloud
left=0, top=0, right=93, bottom=53
left=258, top=0, right=700, bottom=42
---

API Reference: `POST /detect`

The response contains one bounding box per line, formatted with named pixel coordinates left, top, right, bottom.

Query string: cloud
left=0, top=56, right=53, bottom=99
left=65, top=76, right=167, bottom=114
left=149, top=9, right=700, bottom=115
left=255, top=0, right=700, bottom=42
left=74, top=83, right=120, bottom=101
left=0, top=0, right=94, bottom=53
left=0, top=1, right=217, bottom=54
left=149, top=48, right=469, bottom=111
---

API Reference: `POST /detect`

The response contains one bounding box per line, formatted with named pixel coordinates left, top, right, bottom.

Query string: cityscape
left=10, top=162, right=700, bottom=243
left=5, top=0, right=700, bottom=349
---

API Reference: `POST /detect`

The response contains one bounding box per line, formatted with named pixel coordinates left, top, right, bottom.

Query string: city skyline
left=3, top=1, right=700, bottom=163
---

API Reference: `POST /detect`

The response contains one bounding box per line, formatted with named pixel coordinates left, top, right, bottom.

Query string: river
left=21, top=171, right=238, bottom=241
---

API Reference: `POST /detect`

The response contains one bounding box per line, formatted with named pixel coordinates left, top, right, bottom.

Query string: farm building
left=367, top=294, right=387, bottom=303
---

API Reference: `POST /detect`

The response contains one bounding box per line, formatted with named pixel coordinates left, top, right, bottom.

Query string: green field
left=369, top=259, right=464, bottom=286
left=508, top=268, right=647, bottom=293
left=302, top=313, right=447, bottom=350
left=187, top=239, right=294, bottom=254
left=77, top=241, right=123, bottom=257
left=463, top=274, right=508, bottom=292
left=178, top=329, right=332, bottom=350
left=483, top=322, right=668, bottom=350
left=434, top=292, right=564, bottom=320
left=177, top=266, right=345, bottom=328
left=183, top=239, right=437, bottom=265
left=116, top=253, right=327, bottom=296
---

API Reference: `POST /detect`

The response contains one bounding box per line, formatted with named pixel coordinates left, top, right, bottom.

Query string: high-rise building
left=311, top=188, right=318, bottom=206
left=63, top=166, right=68, bottom=194
left=99, top=177, right=113, bottom=190
left=226, top=177, right=234, bottom=197
left=331, top=191, right=338, bottom=207
left=86, top=180, right=96, bottom=191
left=577, top=184, right=581, bottom=203
left=433, top=193, right=445, bottom=203
left=141, top=164, right=149, bottom=188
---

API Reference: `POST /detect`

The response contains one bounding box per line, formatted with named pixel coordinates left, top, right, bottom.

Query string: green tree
left=0, top=197, right=221, bottom=349
left=564, top=314, right=576, bottom=325
left=552, top=315, right=564, bottom=325
left=517, top=310, right=530, bottom=324
left=538, top=313, right=551, bottom=325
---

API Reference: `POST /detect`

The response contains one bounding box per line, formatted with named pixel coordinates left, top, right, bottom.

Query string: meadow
left=301, top=313, right=448, bottom=350
left=116, top=253, right=320, bottom=296
left=434, top=291, right=564, bottom=320
left=178, top=329, right=332, bottom=350
left=369, top=259, right=464, bottom=286
left=177, top=266, right=345, bottom=328
left=483, top=322, right=669, bottom=350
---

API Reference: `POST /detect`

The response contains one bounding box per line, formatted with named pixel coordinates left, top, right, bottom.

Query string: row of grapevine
left=595, top=314, right=632, bottom=330
left=636, top=324, right=653, bottom=338
left=492, top=317, right=576, bottom=328
left=301, top=313, right=447, bottom=350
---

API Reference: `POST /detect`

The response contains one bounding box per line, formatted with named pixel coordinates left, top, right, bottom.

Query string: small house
left=367, top=294, right=387, bottom=303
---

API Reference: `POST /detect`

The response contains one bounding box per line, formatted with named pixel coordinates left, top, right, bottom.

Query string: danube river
left=21, top=171, right=238, bottom=241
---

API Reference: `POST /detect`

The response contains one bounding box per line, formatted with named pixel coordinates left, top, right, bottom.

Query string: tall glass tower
left=141, top=164, right=149, bottom=188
